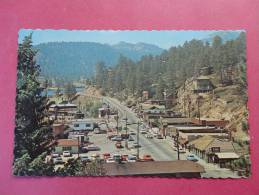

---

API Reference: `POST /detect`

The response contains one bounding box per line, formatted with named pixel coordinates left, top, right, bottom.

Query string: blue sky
left=19, top=29, right=236, bottom=49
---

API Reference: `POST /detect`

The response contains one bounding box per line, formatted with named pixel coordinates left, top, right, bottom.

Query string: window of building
left=211, top=147, right=220, bottom=152
left=62, top=146, right=72, bottom=151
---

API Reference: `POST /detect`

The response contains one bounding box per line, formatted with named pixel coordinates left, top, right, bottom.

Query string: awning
left=215, top=152, right=239, bottom=159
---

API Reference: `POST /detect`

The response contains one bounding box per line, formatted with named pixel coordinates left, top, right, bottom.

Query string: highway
left=102, top=96, right=179, bottom=161
left=102, top=96, right=240, bottom=178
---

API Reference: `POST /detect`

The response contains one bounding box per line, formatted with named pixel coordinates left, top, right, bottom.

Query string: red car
left=103, top=153, right=111, bottom=160
left=121, top=154, right=128, bottom=161
left=141, top=154, right=154, bottom=161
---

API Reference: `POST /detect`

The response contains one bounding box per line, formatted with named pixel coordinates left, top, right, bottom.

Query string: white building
left=69, top=119, right=97, bottom=131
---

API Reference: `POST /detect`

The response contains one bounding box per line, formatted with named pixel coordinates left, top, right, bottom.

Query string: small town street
left=102, top=96, right=239, bottom=178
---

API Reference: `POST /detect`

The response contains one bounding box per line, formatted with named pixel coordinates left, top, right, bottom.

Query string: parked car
left=62, top=151, right=71, bottom=157
left=140, top=129, right=147, bottom=134
left=103, top=153, right=111, bottom=160
left=146, top=134, right=153, bottom=139
left=106, top=157, right=116, bottom=163
left=186, top=154, right=198, bottom=162
left=142, top=154, right=154, bottom=161
left=128, top=136, right=134, bottom=141
left=156, top=134, right=163, bottom=139
left=84, top=145, right=100, bottom=151
left=127, top=155, right=137, bottom=162
left=111, top=136, right=122, bottom=141
left=51, top=153, right=60, bottom=158
left=133, top=142, right=141, bottom=148
left=115, top=141, right=123, bottom=148
left=90, top=153, right=100, bottom=160
left=121, top=154, right=128, bottom=161
left=80, top=155, right=91, bottom=162
left=121, top=134, right=129, bottom=139
left=53, top=157, right=64, bottom=164
left=112, top=154, right=122, bottom=162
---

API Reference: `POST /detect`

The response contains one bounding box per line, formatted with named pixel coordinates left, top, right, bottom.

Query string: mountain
left=113, top=41, right=164, bottom=60
left=35, top=42, right=164, bottom=79
left=203, top=31, right=242, bottom=43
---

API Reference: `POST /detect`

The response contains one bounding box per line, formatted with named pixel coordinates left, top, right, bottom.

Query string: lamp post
left=77, top=136, right=80, bottom=159
left=176, top=129, right=180, bottom=160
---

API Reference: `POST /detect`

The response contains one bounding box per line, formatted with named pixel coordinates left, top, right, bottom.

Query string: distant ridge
left=35, top=41, right=164, bottom=79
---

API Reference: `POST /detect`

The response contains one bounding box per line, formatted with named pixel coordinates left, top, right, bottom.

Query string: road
left=102, top=96, right=240, bottom=178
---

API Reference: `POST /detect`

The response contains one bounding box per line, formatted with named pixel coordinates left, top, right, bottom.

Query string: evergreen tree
left=14, top=34, right=54, bottom=175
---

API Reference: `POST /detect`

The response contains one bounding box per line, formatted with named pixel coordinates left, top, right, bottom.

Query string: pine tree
left=14, top=34, right=54, bottom=175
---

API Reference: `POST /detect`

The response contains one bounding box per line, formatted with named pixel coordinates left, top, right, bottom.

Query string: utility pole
left=107, top=103, right=110, bottom=123
left=137, top=121, right=140, bottom=159
left=176, top=130, right=180, bottom=160
left=125, top=113, right=128, bottom=137
left=197, top=96, right=201, bottom=123
left=77, top=136, right=80, bottom=159
left=116, top=110, right=119, bottom=134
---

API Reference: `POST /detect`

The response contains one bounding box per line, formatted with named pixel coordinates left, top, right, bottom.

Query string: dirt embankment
left=175, top=74, right=248, bottom=141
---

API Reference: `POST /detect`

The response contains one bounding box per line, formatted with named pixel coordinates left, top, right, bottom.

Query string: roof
left=188, top=136, right=215, bottom=151
left=189, top=136, right=236, bottom=153
left=196, top=76, right=210, bottom=80
left=57, top=139, right=78, bottom=146
left=103, top=161, right=205, bottom=176
left=175, top=126, right=216, bottom=131
left=162, top=118, right=192, bottom=124
left=215, top=152, right=239, bottom=159
left=140, top=103, right=165, bottom=110
left=50, top=103, right=77, bottom=108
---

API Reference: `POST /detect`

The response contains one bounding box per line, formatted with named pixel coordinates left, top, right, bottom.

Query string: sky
left=19, top=29, right=237, bottom=49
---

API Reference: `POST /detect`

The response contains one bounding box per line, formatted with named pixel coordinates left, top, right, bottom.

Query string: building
left=54, top=139, right=79, bottom=154
left=103, top=160, right=205, bottom=178
left=188, top=136, right=239, bottom=167
left=193, top=76, right=214, bottom=93
left=191, top=118, right=229, bottom=128
left=49, top=101, right=78, bottom=123
left=69, top=119, right=98, bottom=131
left=169, top=126, right=228, bottom=141
left=68, top=131, right=89, bottom=144
left=161, top=117, right=193, bottom=137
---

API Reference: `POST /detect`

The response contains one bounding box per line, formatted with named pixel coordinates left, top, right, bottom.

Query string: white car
left=51, top=153, right=60, bottom=158
left=80, top=155, right=91, bottom=162
left=106, top=157, right=116, bottom=163
left=127, top=155, right=137, bottom=162
left=84, top=145, right=100, bottom=151
left=53, top=157, right=64, bottom=164
left=146, top=134, right=153, bottom=139
left=62, top=151, right=71, bottom=157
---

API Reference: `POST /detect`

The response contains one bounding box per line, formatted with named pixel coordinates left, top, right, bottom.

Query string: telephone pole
left=116, top=110, right=119, bottom=134
left=176, top=130, right=180, bottom=160
left=137, top=121, right=140, bottom=159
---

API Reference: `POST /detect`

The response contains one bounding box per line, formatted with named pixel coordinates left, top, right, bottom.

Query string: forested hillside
left=93, top=32, right=246, bottom=99
left=35, top=42, right=164, bottom=79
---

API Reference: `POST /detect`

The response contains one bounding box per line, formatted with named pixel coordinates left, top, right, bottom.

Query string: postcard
left=13, top=29, right=250, bottom=178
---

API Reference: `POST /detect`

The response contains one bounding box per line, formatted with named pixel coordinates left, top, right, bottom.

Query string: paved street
left=102, top=96, right=239, bottom=178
